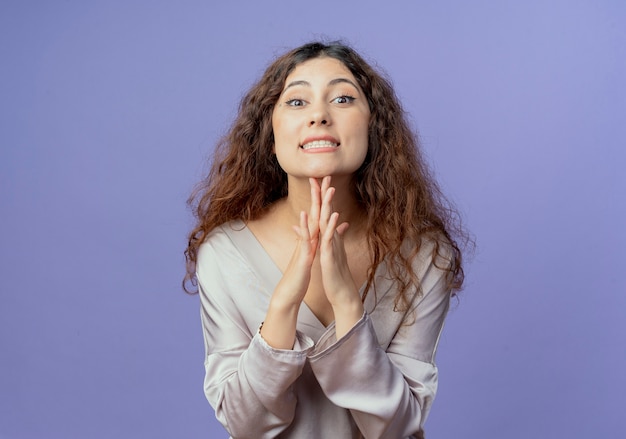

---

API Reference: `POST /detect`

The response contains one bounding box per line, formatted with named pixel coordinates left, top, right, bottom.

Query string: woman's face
left=271, top=56, right=370, bottom=180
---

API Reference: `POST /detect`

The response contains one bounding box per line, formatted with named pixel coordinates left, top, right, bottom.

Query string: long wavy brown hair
left=184, top=41, right=469, bottom=310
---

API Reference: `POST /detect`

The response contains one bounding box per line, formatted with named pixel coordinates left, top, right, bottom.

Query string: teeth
left=301, top=140, right=338, bottom=150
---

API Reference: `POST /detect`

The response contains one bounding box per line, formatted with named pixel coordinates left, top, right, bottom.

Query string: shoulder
left=393, top=234, right=456, bottom=315
left=401, top=233, right=456, bottom=278
left=195, top=220, right=265, bottom=304
left=197, top=220, right=251, bottom=271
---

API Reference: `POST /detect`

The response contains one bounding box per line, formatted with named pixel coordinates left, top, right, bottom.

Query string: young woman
left=184, top=41, right=467, bottom=439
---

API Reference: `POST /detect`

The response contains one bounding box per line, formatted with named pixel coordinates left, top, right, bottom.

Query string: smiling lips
left=300, top=136, right=340, bottom=150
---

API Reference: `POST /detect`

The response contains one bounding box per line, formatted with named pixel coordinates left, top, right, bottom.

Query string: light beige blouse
left=197, top=220, right=451, bottom=439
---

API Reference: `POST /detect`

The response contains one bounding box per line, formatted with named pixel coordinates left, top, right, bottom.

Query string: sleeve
left=197, top=238, right=314, bottom=439
left=307, top=257, right=451, bottom=439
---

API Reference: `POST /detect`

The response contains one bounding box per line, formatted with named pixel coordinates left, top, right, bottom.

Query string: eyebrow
left=282, top=77, right=360, bottom=93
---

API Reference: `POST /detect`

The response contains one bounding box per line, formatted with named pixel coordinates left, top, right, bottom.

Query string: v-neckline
left=230, top=219, right=369, bottom=330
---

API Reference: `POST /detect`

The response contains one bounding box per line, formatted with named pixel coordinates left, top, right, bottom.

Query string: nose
left=309, top=118, right=327, bottom=126
left=308, top=104, right=330, bottom=126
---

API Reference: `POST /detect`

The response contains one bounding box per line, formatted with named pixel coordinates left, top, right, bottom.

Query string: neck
left=281, top=175, right=365, bottom=230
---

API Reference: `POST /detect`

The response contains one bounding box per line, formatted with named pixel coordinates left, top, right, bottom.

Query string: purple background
left=1, top=1, right=624, bottom=438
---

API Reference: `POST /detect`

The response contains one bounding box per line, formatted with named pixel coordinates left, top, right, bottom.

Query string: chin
left=284, top=165, right=361, bottom=181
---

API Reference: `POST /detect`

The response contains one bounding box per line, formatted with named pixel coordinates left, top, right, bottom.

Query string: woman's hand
left=316, top=177, right=364, bottom=337
left=262, top=176, right=363, bottom=347
left=274, top=210, right=318, bottom=306
left=260, top=181, right=320, bottom=349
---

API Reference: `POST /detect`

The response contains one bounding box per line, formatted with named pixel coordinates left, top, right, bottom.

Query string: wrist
left=261, top=301, right=300, bottom=350
left=328, top=286, right=362, bottom=311
left=268, top=295, right=302, bottom=315
left=333, top=301, right=364, bottom=340
left=332, top=298, right=363, bottom=323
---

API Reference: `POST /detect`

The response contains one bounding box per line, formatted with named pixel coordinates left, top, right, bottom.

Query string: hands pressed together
left=262, top=176, right=365, bottom=348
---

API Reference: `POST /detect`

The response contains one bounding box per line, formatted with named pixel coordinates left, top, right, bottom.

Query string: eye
left=285, top=98, right=306, bottom=107
left=332, top=95, right=356, bottom=104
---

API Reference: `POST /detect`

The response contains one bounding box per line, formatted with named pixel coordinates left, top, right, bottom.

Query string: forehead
left=284, top=57, right=356, bottom=85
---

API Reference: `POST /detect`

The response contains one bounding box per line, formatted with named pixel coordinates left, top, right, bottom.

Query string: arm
left=260, top=209, right=318, bottom=349
left=308, top=256, right=452, bottom=439
left=198, top=236, right=314, bottom=439
left=200, top=180, right=324, bottom=436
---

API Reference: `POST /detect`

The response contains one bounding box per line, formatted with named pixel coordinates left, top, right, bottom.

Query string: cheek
left=357, top=115, right=370, bottom=142
left=271, top=111, right=278, bottom=137
left=271, top=112, right=280, bottom=152
left=356, top=107, right=370, bottom=129
left=271, top=112, right=292, bottom=142
left=357, top=116, right=370, bottom=160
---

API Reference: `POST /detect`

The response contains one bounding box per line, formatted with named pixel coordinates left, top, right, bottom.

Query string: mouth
left=300, top=140, right=340, bottom=150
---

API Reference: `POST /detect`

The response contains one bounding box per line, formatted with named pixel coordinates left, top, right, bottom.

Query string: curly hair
left=184, top=41, right=469, bottom=310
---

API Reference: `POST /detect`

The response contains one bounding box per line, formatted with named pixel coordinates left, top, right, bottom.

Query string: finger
left=291, top=211, right=309, bottom=238
left=319, top=186, right=335, bottom=233
left=336, top=221, right=350, bottom=236
left=308, top=178, right=321, bottom=237
left=292, top=211, right=317, bottom=266
left=300, top=211, right=310, bottom=240
left=321, top=176, right=333, bottom=211
left=321, top=175, right=331, bottom=197
left=322, top=211, right=340, bottom=245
